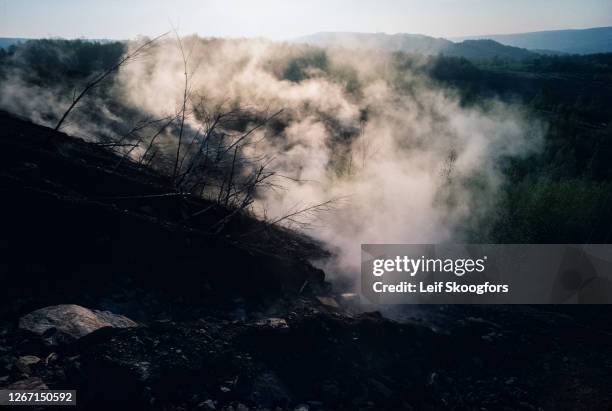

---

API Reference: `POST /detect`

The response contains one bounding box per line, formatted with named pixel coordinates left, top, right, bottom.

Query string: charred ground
left=0, top=111, right=611, bottom=410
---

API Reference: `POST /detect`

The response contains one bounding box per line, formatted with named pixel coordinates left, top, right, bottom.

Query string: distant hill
left=445, top=39, right=535, bottom=60
left=295, top=32, right=452, bottom=54
left=452, top=26, right=612, bottom=55
left=295, top=32, right=536, bottom=60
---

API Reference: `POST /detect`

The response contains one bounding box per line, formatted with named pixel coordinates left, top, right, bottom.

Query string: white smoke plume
left=0, top=36, right=543, bottom=278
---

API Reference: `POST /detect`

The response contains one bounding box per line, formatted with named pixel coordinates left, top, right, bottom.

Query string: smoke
left=0, top=36, right=542, bottom=278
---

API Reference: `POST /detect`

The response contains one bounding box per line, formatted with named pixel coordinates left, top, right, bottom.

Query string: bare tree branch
left=54, top=32, right=168, bottom=131
left=172, top=30, right=190, bottom=180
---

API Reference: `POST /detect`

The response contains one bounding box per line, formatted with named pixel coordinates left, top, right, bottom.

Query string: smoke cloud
left=0, top=36, right=543, bottom=279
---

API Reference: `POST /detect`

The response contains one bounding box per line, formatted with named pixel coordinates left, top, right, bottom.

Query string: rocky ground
left=1, top=111, right=611, bottom=410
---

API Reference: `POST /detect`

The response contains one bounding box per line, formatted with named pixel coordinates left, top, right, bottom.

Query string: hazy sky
left=1, top=0, right=611, bottom=40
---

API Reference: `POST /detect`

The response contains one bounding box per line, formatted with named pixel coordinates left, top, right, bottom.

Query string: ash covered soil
left=0, top=110, right=611, bottom=410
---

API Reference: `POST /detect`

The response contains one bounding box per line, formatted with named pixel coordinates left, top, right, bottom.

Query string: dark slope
left=0, top=112, right=611, bottom=410
left=0, top=110, right=327, bottom=320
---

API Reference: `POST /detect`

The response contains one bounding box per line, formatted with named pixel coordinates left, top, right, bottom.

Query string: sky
left=0, top=0, right=611, bottom=40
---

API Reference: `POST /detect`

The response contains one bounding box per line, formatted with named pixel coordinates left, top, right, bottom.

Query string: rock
left=7, top=377, right=48, bottom=390
left=44, top=352, right=58, bottom=365
left=16, top=355, right=41, bottom=374
left=19, top=304, right=137, bottom=343
left=315, top=296, right=339, bottom=309
left=294, top=404, right=310, bottom=411
left=255, top=318, right=289, bottom=331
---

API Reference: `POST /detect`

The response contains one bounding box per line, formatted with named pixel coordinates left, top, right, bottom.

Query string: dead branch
left=267, top=198, right=339, bottom=226
left=54, top=32, right=168, bottom=131
left=172, top=30, right=190, bottom=180
left=139, top=116, right=178, bottom=164
left=96, top=192, right=192, bottom=200
left=224, top=146, right=239, bottom=206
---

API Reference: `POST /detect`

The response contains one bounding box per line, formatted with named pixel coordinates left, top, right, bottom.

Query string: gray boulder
left=19, top=304, right=137, bottom=343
